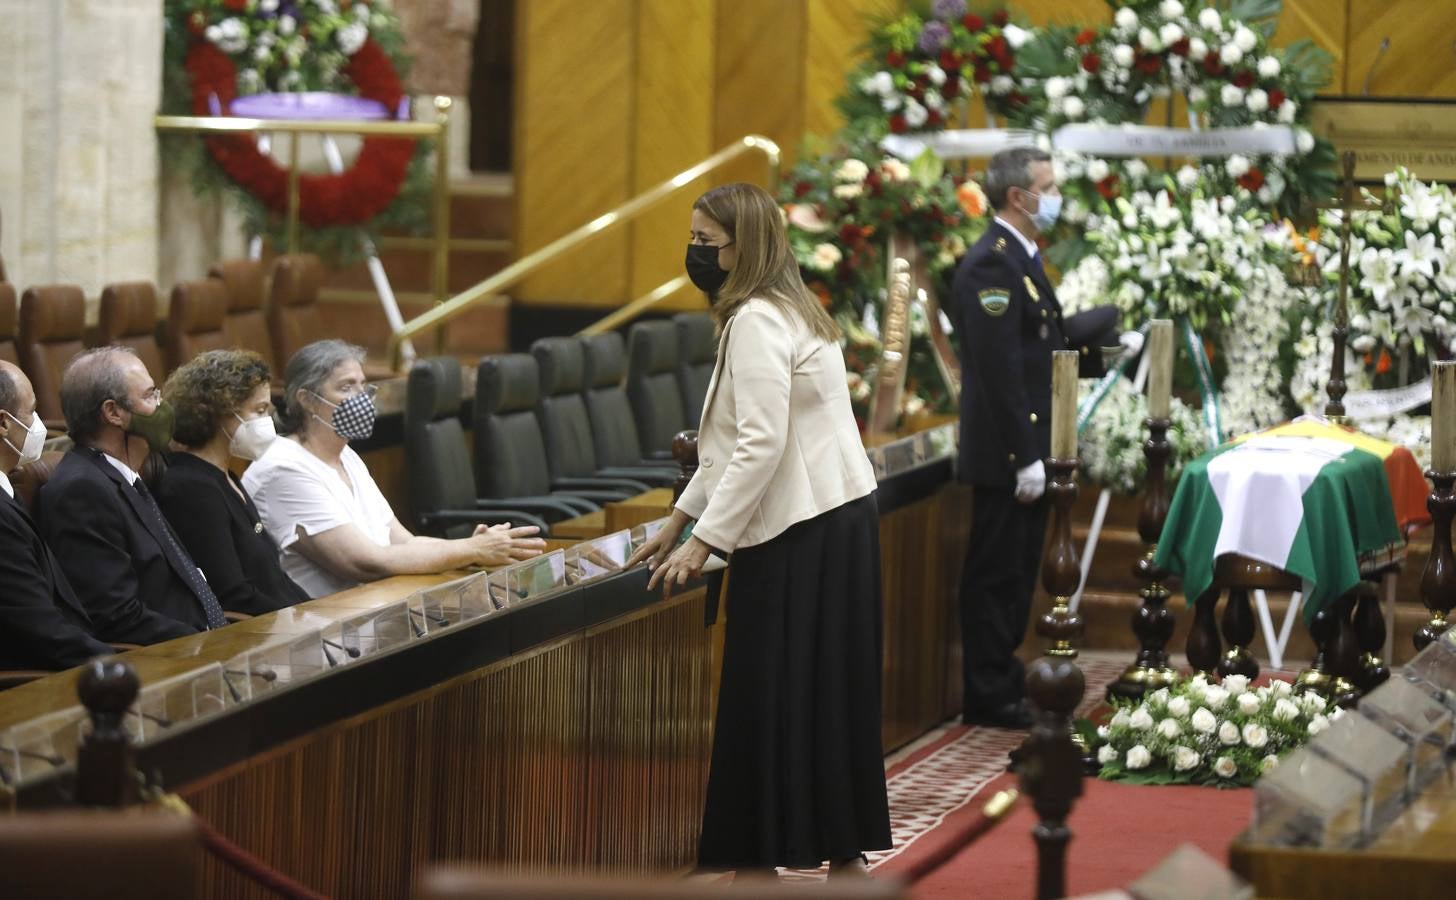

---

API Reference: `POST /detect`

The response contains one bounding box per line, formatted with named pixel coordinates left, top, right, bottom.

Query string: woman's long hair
left=693, top=183, right=840, bottom=343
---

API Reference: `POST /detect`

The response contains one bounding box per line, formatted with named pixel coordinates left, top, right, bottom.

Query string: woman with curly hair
left=156, top=348, right=308, bottom=615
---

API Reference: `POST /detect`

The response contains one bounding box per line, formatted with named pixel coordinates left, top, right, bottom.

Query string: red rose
left=987, top=35, right=1008, bottom=58
left=1134, top=53, right=1162, bottom=75
left=1237, top=168, right=1265, bottom=191
left=1268, top=88, right=1287, bottom=109
left=886, top=50, right=906, bottom=68
left=1095, top=175, right=1120, bottom=200
left=1075, top=28, right=1097, bottom=47
left=973, top=64, right=991, bottom=83
left=1081, top=52, right=1102, bottom=73
left=889, top=115, right=908, bottom=134
left=942, top=74, right=960, bottom=96
left=793, top=181, right=812, bottom=198
left=223, top=0, right=246, bottom=10
left=1169, top=37, right=1190, bottom=57
left=1203, top=51, right=1224, bottom=76
left=839, top=223, right=863, bottom=244
left=963, top=13, right=985, bottom=31
left=1232, top=70, right=1256, bottom=88
left=927, top=108, right=944, bottom=126
left=940, top=49, right=960, bottom=70
left=992, top=10, right=1010, bottom=27
left=1009, top=91, right=1028, bottom=107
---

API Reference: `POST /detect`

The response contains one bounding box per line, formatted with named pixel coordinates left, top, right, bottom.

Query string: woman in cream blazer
left=628, top=183, right=891, bottom=878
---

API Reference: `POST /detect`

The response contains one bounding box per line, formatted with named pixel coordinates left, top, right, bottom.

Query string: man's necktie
left=132, top=479, right=227, bottom=629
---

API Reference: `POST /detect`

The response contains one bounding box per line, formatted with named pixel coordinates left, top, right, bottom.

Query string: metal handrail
left=388, top=134, right=780, bottom=360
left=577, top=276, right=693, bottom=337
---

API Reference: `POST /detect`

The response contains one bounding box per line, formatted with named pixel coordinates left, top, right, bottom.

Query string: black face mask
left=685, top=242, right=731, bottom=300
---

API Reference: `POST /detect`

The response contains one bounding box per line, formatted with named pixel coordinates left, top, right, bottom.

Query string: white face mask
left=228, top=412, right=277, bottom=462
left=3, top=409, right=46, bottom=468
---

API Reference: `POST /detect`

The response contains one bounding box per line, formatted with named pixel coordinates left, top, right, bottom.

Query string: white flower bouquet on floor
left=1093, top=673, right=1342, bottom=787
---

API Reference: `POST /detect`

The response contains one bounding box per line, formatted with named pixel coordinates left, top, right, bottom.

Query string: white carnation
left=1113, top=44, right=1136, bottom=68
left=809, top=243, right=843, bottom=271
left=1214, top=756, right=1237, bottom=779
left=834, top=159, right=869, bottom=183
left=1220, top=44, right=1243, bottom=66
left=1226, top=154, right=1251, bottom=178
left=1160, top=23, right=1184, bottom=47
left=1188, top=85, right=1208, bottom=106
left=336, top=21, right=368, bottom=56
left=904, top=99, right=928, bottom=128
left=880, top=158, right=911, bottom=181
left=860, top=71, right=894, bottom=96
left=1063, top=97, right=1086, bottom=120
left=990, top=75, right=1015, bottom=95
left=1045, top=77, right=1070, bottom=100
left=1097, top=744, right=1119, bottom=764
left=1191, top=708, right=1217, bottom=733
left=1087, top=158, right=1111, bottom=183
left=1168, top=696, right=1191, bottom=717
left=1139, top=28, right=1162, bottom=52
left=1126, top=744, right=1152, bottom=769
left=926, top=65, right=946, bottom=86
left=1125, top=158, right=1149, bottom=179
left=1281, top=100, right=1300, bottom=123
left=1160, top=0, right=1184, bottom=18
left=1189, top=37, right=1208, bottom=60
left=1115, top=7, right=1139, bottom=31
left=1242, top=722, right=1269, bottom=749
left=1003, top=24, right=1031, bottom=49
left=1173, top=746, right=1200, bottom=772
left=1247, top=89, right=1269, bottom=114
left=1221, top=84, right=1245, bottom=107
left=1199, top=8, right=1221, bottom=30
left=1218, top=720, right=1241, bottom=745
left=1129, top=708, right=1155, bottom=730
left=1296, top=128, right=1315, bottom=153
left=1176, top=165, right=1200, bottom=191
left=1258, top=56, right=1282, bottom=78
left=1235, top=26, right=1258, bottom=53
left=278, top=14, right=296, bottom=36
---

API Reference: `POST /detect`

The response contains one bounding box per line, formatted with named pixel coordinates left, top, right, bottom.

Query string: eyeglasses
left=335, top=382, right=378, bottom=401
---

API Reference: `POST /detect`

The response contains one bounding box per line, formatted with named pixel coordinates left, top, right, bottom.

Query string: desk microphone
left=126, top=709, right=173, bottom=729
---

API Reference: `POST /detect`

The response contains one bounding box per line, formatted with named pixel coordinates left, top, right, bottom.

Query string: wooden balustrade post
left=671, top=430, right=699, bottom=505
left=1217, top=587, right=1260, bottom=679
left=75, top=659, right=140, bottom=807
left=1328, top=592, right=1364, bottom=708
left=1416, top=471, right=1456, bottom=651
left=1296, top=601, right=1337, bottom=696
left=1353, top=585, right=1391, bottom=692
left=1109, top=417, right=1175, bottom=700
left=1186, top=586, right=1222, bottom=676
left=1021, top=456, right=1085, bottom=900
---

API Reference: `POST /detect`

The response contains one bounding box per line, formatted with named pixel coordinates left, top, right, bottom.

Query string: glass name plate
left=339, top=600, right=416, bottom=659
left=1309, top=711, right=1410, bottom=837
left=487, top=551, right=567, bottom=609
left=1404, top=630, right=1456, bottom=715
left=0, top=706, right=89, bottom=787
left=413, top=571, right=498, bottom=627
left=1251, top=747, right=1366, bottom=849
left=626, top=519, right=665, bottom=558
left=565, top=530, right=631, bottom=585
left=1359, top=676, right=1455, bottom=796
left=125, top=663, right=230, bottom=742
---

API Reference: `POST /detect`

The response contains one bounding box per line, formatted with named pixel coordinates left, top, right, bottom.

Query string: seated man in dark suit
left=37, top=347, right=225, bottom=645
left=0, top=360, right=112, bottom=670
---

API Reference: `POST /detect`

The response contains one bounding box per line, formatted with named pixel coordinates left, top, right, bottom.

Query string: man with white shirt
left=952, top=147, right=1137, bottom=728
left=0, top=360, right=111, bottom=669
left=38, top=347, right=224, bottom=644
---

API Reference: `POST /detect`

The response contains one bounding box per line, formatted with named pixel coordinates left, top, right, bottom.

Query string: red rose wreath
left=183, top=38, right=415, bottom=228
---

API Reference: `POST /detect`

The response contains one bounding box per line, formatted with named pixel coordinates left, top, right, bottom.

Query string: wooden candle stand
left=1415, top=470, right=1456, bottom=650
left=1108, top=417, right=1176, bottom=700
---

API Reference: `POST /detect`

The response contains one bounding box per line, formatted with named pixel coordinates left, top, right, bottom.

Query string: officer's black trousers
left=958, top=485, right=1050, bottom=715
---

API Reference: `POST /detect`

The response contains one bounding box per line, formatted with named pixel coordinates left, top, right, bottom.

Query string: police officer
left=953, top=146, right=1138, bottom=728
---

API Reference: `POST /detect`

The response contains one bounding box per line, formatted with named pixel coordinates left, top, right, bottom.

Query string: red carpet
left=891, top=774, right=1253, bottom=898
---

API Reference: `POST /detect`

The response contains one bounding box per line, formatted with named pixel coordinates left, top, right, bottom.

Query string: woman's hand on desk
left=645, top=536, right=711, bottom=592
left=470, top=523, right=547, bottom=567
left=625, top=510, right=689, bottom=576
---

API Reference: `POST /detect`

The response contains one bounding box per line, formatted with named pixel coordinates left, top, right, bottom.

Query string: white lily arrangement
left=1078, top=377, right=1209, bottom=496
left=1094, top=673, right=1342, bottom=788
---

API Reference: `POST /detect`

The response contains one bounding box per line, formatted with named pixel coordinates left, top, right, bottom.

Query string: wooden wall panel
left=629, top=0, right=715, bottom=311
left=1273, top=0, right=1348, bottom=94
left=804, top=0, right=904, bottom=141
left=714, top=0, right=808, bottom=185
left=1348, top=0, right=1456, bottom=98
left=513, top=0, right=634, bottom=305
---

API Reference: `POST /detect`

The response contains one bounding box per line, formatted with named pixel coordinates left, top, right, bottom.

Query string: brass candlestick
left=1324, top=152, right=1358, bottom=425
left=1415, top=471, right=1456, bottom=651
left=1109, top=418, right=1176, bottom=700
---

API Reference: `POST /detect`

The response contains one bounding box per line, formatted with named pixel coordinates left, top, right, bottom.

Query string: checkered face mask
left=310, top=387, right=376, bottom=441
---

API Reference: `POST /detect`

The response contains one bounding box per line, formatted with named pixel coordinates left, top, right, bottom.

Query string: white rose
left=1199, top=8, right=1222, bottom=30
left=1168, top=696, right=1191, bottom=717
left=1222, top=674, right=1250, bottom=694
left=1176, top=165, right=1200, bottom=191
left=1097, top=725, right=1112, bottom=740
left=1173, top=746, right=1200, bottom=772
left=1087, top=158, right=1111, bottom=183
left=1189, top=37, right=1208, bottom=60
left=809, top=243, right=843, bottom=271
left=1220, top=44, right=1244, bottom=66
left=1110, top=708, right=1131, bottom=728
left=926, top=65, right=946, bottom=86
left=1157, top=718, right=1183, bottom=739
left=1188, top=85, right=1208, bottom=106
left=1247, top=89, right=1269, bottom=114
left=860, top=71, right=894, bottom=96
left=1126, top=744, right=1152, bottom=770
left=1115, top=7, right=1139, bottom=31
left=1003, top=24, right=1031, bottom=49
left=278, top=14, right=296, bottom=36
left=1160, top=23, right=1184, bottom=47
left=1097, top=744, right=1119, bottom=764
left=1203, top=686, right=1228, bottom=709
left=1226, top=154, right=1251, bottom=178
left=834, top=159, right=869, bottom=183
left=1113, top=44, right=1136, bottom=68
left=1300, top=693, right=1327, bottom=715
left=1139, top=28, right=1162, bottom=52
left=1242, top=722, right=1269, bottom=749
left=1160, top=0, right=1184, bottom=18
left=1237, top=692, right=1261, bottom=715
left=832, top=183, right=863, bottom=200
left=1273, top=698, right=1300, bottom=722
left=1258, top=56, right=1282, bottom=78
left=205, top=24, right=223, bottom=44
left=1125, top=158, right=1149, bottom=179
left=904, top=99, right=928, bottom=128
left=1221, top=84, right=1245, bottom=108
left=1045, top=77, right=1070, bottom=100
left=1307, top=714, right=1330, bottom=736
left=1218, top=720, right=1242, bottom=745
left=336, top=21, right=368, bottom=56
left=1191, top=708, right=1218, bottom=734
left=1235, top=26, right=1258, bottom=53
left=1214, top=756, right=1238, bottom=779
left=1129, top=708, right=1155, bottom=730
left=1296, top=128, right=1315, bottom=153
left=1261, top=754, right=1280, bottom=773
left=1063, top=97, right=1086, bottom=120
left=1330, top=706, right=1346, bottom=721
left=1272, top=680, right=1294, bottom=697
left=1281, top=100, right=1300, bottom=123
left=990, top=75, right=1014, bottom=95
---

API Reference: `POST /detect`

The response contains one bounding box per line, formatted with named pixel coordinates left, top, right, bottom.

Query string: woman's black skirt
left=697, top=492, right=892, bottom=869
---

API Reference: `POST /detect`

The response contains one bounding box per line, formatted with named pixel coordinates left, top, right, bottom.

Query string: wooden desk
left=605, top=488, right=674, bottom=534
left=550, top=509, right=607, bottom=540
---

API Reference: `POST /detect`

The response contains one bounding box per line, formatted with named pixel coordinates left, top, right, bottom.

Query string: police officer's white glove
left=1119, top=330, right=1145, bottom=358
left=1014, top=459, right=1046, bottom=504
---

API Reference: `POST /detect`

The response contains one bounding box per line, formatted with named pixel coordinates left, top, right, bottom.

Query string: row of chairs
left=404, top=318, right=717, bottom=536
left=0, top=254, right=327, bottom=427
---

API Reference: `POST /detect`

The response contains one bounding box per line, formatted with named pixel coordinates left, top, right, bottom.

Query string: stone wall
left=0, top=0, right=164, bottom=298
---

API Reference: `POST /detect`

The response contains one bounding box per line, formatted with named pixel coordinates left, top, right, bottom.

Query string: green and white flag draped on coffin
left=1154, top=436, right=1402, bottom=623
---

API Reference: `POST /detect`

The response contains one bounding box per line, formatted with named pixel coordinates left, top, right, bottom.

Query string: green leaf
left=1224, top=0, right=1284, bottom=25
left=910, top=147, right=945, bottom=190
